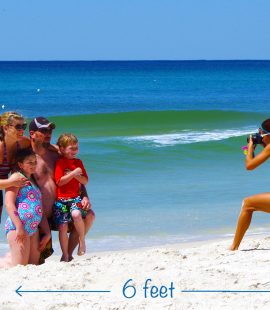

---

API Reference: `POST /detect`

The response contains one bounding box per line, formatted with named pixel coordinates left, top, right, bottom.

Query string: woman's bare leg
left=230, top=193, right=270, bottom=250
left=29, top=231, right=40, bottom=265
left=7, top=231, right=30, bottom=266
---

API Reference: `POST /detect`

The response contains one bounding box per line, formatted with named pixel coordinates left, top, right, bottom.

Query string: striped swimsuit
left=0, top=142, right=19, bottom=223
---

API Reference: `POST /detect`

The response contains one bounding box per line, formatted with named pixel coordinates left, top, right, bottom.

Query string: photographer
left=230, top=118, right=270, bottom=250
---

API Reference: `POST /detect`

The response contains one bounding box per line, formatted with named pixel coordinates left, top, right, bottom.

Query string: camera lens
left=247, top=133, right=263, bottom=145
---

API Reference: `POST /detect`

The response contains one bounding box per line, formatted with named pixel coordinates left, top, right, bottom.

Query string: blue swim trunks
left=53, top=196, right=88, bottom=226
left=5, top=182, right=43, bottom=236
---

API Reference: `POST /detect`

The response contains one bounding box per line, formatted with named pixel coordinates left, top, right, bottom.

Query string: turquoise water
left=1, top=61, right=270, bottom=252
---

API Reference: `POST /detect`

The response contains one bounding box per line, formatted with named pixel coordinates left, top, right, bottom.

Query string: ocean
left=0, top=60, right=270, bottom=253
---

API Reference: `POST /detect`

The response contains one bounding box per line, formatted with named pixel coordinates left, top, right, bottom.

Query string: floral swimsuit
left=5, top=180, right=43, bottom=236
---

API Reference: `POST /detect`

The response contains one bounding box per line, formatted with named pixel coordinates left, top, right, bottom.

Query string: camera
left=247, top=133, right=263, bottom=145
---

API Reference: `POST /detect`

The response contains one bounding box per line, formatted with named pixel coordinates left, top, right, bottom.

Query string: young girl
left=5, top=148, right=45, bottom=266
left=54, top=133, right=89, bottom=262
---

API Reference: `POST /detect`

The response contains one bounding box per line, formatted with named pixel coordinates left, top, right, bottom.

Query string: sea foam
left=124, top=127, right=256, bottom=146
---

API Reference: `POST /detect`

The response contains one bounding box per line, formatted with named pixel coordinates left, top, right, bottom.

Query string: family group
left=0, top=111, right=95, bottom=267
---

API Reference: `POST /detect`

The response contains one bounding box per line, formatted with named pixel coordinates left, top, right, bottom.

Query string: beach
left=1, top=236, right=270, bottom=309
left=1, top=61, right=270, bottom=309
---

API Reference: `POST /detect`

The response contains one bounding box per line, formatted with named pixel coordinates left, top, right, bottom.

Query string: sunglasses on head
left=10, top=123, right=27, bottom=130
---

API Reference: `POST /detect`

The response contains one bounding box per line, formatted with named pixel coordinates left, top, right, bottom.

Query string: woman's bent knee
left=242, top=197, right=256, bottom=212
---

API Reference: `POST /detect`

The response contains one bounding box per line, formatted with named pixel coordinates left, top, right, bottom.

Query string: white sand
left=1, top=236, right=270, bottom=309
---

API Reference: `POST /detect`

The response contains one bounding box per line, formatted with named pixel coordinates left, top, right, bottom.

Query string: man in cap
left=29, top=116, right=95, bottom=262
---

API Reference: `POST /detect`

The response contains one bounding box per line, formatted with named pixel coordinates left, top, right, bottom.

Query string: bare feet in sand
left=77, top=240, right=86, bottom=256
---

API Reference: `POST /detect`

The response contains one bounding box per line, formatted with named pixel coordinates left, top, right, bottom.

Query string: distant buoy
left=37, top=89, right=40, bottom=92
left=1, top=105, right=5, bottom=109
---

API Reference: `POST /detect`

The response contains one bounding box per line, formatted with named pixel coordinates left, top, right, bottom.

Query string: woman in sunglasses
left=0, top=111, right=31, bottom=223
left=230, top=118, right=270, bottom=250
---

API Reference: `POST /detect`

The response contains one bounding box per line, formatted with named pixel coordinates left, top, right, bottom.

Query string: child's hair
left=15, top=148, right=35, bottom=165
left=14, top=148, right=38, bottom=185
left=57, top=133, right=78, bottom=148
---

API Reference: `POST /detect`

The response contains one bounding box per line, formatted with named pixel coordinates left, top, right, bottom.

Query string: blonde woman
left=0, top=111, right=30, bottom=222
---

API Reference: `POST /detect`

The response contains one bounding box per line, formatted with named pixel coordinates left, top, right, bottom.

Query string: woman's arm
left=0, top=173, right=27, bottom=189
left=246, top=137, right=270, bottom=170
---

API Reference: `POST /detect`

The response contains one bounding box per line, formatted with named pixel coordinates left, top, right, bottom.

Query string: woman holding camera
left=230, top=118, right=270, bottom=250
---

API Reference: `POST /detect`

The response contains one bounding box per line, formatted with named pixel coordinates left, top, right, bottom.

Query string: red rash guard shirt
left=55, top=157, right=88, bottom=199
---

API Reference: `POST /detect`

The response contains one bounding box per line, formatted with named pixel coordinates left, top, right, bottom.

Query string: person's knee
left=72, top=210, right=82, bottom=221
left=242, top=197, right=256, bottom=212
left=88, top=209, right=95, bottom=222
left=84, top=210, right=95, bottom=225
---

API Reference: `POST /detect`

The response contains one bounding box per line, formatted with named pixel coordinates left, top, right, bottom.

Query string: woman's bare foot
left=229, top=245, right=238, bottom=251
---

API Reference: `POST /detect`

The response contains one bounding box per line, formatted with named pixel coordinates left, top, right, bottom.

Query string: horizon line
left=0, top=59, right=270, bottom=62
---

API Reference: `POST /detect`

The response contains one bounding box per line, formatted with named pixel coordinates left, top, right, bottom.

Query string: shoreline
left=1, top=228, right=270, bottom=258
left=47, top=229, right=270, bottom=256
left=2, top=234, right=270, bottom=309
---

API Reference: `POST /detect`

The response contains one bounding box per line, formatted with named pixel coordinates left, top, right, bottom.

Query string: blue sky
left=0, top=0, right=269, bottom=60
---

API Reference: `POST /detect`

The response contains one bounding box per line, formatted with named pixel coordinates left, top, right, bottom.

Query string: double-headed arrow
left=16, top=285, right=111, bottom=297
left=17, top=286, right=270, bottom=297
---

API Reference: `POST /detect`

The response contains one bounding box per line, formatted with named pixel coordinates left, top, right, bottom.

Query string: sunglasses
left=10, top=123, right=27, bottom=130
left=38, top=127, right=53, bottom=134
left=259, top=128, right=270, bottom=137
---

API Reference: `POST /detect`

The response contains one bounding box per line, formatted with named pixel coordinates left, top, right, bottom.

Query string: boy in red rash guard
left=53, top=133, right=89, bottom=262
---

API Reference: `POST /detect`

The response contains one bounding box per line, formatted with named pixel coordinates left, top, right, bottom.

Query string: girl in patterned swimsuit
left=5, top=148, right=43, bottom=266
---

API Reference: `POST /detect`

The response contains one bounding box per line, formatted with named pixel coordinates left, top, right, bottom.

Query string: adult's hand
left=9, top=173, right=28, bottom=188
left=248, top=135, right=256, bottom=152
left=81, top=196, right=91, bottom=211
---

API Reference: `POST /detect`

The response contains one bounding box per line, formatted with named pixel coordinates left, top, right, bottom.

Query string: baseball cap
left=29, top=117, right=56, bottom=132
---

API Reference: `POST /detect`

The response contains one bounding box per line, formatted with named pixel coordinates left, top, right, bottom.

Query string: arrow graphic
left=16, top=285, right=111, bottom=297
left=182, top=290, right=270, bottom=293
